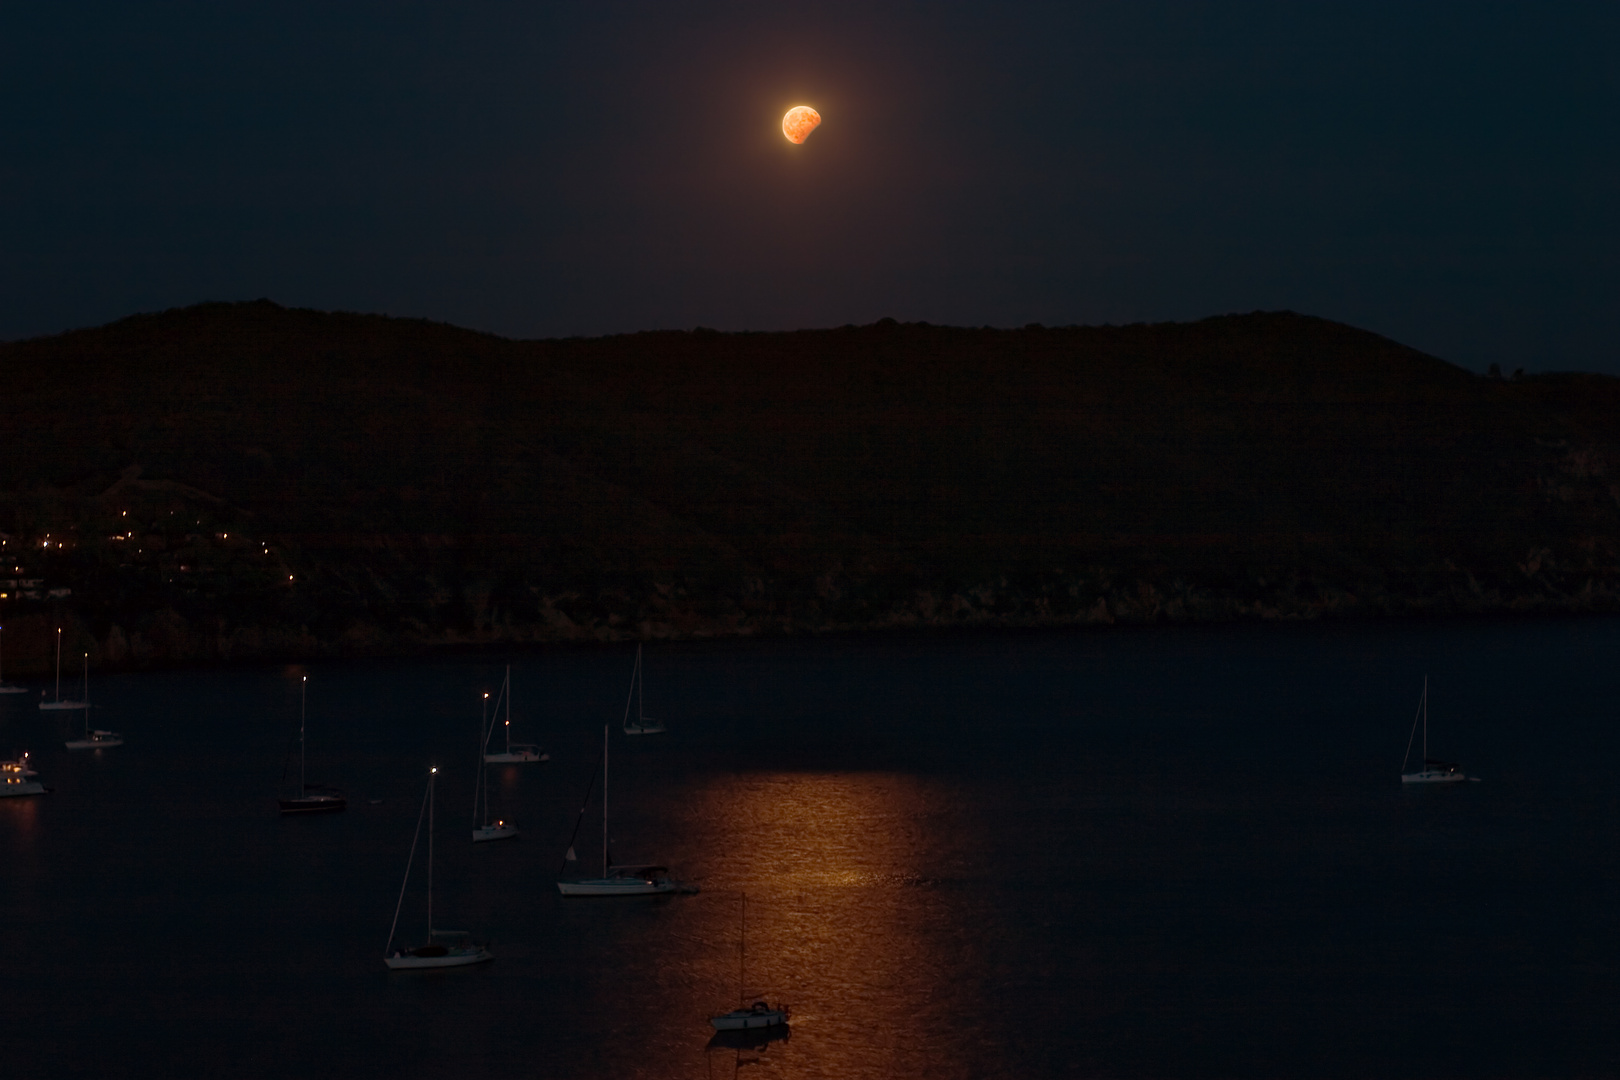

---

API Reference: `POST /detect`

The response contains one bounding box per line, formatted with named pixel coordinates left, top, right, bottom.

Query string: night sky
left=3, top=2, right=1616, bottom=372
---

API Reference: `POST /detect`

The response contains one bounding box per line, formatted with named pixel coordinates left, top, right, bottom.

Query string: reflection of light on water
left=2, top=794, right=39, bottom=839
left=678, top=772, right=980, bottom=1079
left=691, top=772, right=934, bottom=891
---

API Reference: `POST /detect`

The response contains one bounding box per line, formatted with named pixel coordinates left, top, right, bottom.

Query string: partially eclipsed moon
left=782, top=105, right=821, bottom=144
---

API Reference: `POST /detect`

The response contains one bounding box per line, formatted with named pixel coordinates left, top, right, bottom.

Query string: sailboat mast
left=428, top=767, right=435, bottom=939
left=505, top=665, right=512, bottom=754
left=299, top=676, right=308, bottom=794
left=636, top=645, right=643, bottom=726
left=1422, top=676, right=1428, bottom=764
left=82, top=653, right=90, bottom=738
left=385, top=770, right=431, bottom=957
left=55, top=627, right=62, bottom=702
left=602, top=723, right=609, bottom=877
left=474, top=692, right=487, bottom=821
left=620, top=648, right=638, bottom=733
left=739, top=892, right=747, bottom=1006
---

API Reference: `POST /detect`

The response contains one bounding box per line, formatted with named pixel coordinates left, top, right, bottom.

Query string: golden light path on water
left=688, top=773, right=977, bottom=1078
left=562, top=770, right=989, bottom=1079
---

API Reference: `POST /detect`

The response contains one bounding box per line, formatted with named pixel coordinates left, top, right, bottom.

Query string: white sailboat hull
left=1401, top=769, right=1467, bottom=784
left=0, top=684, right=28, bottom=695
left=557, top=877, right=678, bottom=897
left=66, top=731, right=122, bottom=749
left=710, top=1006, right=789, bottom=1030
left=623, top=722, right=666, bottom=736
left=40, top=700, right=87, bottom=711
left=384, top=947, right=492, bottom=970
left=472, top=824, right=519, bottom=843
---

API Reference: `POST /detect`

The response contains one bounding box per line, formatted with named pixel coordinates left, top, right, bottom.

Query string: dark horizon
left=5, top=296, right=1599, bottom=382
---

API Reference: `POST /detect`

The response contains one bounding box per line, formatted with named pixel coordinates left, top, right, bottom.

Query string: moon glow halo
left=782, top=106, right=821, bottom=144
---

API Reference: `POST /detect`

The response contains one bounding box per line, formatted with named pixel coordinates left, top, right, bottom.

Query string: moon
left=782, top=105, right=821, bottom=145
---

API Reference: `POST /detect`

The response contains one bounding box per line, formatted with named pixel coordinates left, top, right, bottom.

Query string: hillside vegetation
left=2, top=301, right=1617, bottom=671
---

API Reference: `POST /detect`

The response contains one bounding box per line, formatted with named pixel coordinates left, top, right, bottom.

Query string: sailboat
left=1400, top=677, right=1468, bottom=784
left=556, top=724, right=683, bottom=896
left=385, top=766, right=494, bottom=969
left=38, top=629, right=87, bottom=710
left=278, top=676, right=346, bottom=813
left=1, top=752, right=46, bottom=797
left=622, top=644, right=666, bottom=736
left=64, top=652, right=122, bottom=749
left=710, top=893, right=790, bottom=1031
left=472, top=691, right=518, bottom=843
left=0, top=625, right=27, bottom=694
left=483, top=666, right=547, bottom=763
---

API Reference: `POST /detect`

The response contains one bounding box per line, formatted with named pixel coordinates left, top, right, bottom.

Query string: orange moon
left=782, top=105, right=821, bottom=144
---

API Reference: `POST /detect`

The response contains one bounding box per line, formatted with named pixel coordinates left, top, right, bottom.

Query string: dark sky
left=3, top=2, right=1617, bottom=371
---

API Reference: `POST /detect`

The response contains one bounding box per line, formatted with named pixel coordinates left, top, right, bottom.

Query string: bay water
left=3, top=617, right=1618, bottom=1077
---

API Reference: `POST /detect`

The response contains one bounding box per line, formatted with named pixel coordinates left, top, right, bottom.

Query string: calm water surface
left=3, top=618, right=1619, bottom=1078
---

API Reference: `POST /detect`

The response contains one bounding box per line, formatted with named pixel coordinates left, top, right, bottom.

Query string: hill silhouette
left=2, top=301, right=1617, bottom=671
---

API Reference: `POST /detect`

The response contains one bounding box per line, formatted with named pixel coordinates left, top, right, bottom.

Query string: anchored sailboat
left=483, top=666, right=547, bottom=763
left=1400, top=677, right=1468, bottom=784
left=710, top=893, right=790, bottom=1032
left=556, top=724, right=685, bottom=896
left=385, top=767, right=493, bottom=969
left=38, top=629, right=86, bottom=711
left=0, top=625, right=27, bottom=694
left=472, top=691, right=518, bottom=843
left=64, top=652, right=121, bottom=749
left=278, top=676, right=346, bottom=813
left=622, top=644, right=666, bottom=736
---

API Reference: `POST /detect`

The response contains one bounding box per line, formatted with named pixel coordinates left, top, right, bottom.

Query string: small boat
left=65, top=730, right=124, bottom=750
left=1400, top=677, right=1469, bottom=784
left=0, top=625, right=27, bottom=694
left=471, top=819, right=517, bottom=843
left=483, top=666, right=547, bottom=763
left=709, top=894, right=789, bottom=1031
left=472, top=690, right=519, bottom=843
left=279, top=676, right=346, bottom=813
left=557, top=864, right=680, bottom=897
left=710, top=1002, right=792, bottom=1032
left=63, top=653, right=121, bottom=749
left=622, top=644, right=666, bottom=736
left=557, top=724, right=688, bottom=896
left=38, top=629, right=87, bottom=711
left=1, top=753, right=46, bottom=797
left=385, top=767, right=493, bottom=970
